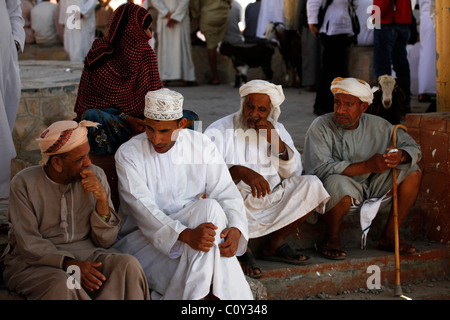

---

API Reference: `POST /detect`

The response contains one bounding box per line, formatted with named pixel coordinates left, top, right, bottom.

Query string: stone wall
left=11, top=61, right=82, bottom=176
left=406, top=112, right=450, bottom=245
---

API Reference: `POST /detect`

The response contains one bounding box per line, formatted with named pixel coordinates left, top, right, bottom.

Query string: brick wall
left=406, top=112, right=450, bottom=245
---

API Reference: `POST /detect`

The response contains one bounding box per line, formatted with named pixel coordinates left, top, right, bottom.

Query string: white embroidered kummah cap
left=144, top=88, right=184, bottom=121
left=239, top=80, right=285, bottom=123
left=330, top=77, right=378, bottom=104
left=37, top=120, right=99, bottom=165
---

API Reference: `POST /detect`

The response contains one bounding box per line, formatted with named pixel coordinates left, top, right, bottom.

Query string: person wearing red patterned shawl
left=74, top=2, right=162, bottom=155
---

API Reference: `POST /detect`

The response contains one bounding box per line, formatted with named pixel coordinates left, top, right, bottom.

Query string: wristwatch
left=100, top=212, right=111, bottom=222
left=400, top=150, right=406, bottom=163
left=14, top=40, right=21, bottom=53
left=278, top=147, right=287, bottom=159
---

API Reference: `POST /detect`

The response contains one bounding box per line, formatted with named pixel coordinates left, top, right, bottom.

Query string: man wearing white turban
left=205, top=80, right=330, bottom=278
left=1, top=120, right=150, bottom=299
left=304, top=77, right=422, bottom=260
left=113, top=88, right=253, bottom=300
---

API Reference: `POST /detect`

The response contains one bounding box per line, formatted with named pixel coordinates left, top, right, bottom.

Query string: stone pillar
left=406, top=112, right=450, bottom=245
left=436, top=0, right=450, bottom=111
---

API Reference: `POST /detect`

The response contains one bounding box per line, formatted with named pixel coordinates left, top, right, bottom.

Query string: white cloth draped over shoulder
left=113, top=129, right=252, bottom=300
left=0, top=0, right=25, bottom=198
left=205, top=113, right=330, bottom=238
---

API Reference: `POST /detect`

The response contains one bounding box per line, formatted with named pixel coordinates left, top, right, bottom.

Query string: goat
left=366, top=75, right=405, bottom=125
left=265, top=22, right=302, bottom=87
left=219, top=41, right=275, bottom=88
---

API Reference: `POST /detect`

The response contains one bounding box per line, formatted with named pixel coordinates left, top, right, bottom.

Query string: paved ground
left=307, top=277, right=450, bottom=300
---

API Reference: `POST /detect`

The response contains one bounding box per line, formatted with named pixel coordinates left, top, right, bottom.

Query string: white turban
left=37, top=120, right=99, bottom=165
left=239, top=80, right=285, bottom=123
left=330, top=77, right=378, bottom=104
left=144, top=88, right=184, bottom=121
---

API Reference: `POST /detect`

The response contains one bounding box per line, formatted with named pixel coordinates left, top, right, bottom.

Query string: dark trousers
left=373, top=24, right=411, bottom=111
left=313, top=34, right=350, bottom=114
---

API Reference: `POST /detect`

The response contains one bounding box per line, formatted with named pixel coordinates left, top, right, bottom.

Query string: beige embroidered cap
left=144, top=88, right=184, bottom=120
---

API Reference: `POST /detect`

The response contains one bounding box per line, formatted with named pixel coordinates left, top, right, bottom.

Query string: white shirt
left=31, top=1, right=60, bottom=45
left=307, top=0, right=355, bottom=36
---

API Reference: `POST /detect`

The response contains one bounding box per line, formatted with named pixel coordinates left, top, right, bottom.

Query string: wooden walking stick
left=392, top=124, right=407, bottom=297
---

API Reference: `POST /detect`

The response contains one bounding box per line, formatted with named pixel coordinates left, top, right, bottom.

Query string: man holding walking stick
left=304, top=77, right=422, bottom=260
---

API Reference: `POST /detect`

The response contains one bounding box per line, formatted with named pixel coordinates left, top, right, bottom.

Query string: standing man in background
left=373, top=0, right=413, bottom=113
left=151, top=0, right=196, bottom=86
left=190, top=0, right=232, bottom=85
left=0, top=0, right=25, bottom=199
left=59, top=0, right=97, bottom=62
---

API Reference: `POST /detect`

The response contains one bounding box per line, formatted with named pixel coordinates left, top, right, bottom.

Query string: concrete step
left=252, top=241, right=450, bottom=300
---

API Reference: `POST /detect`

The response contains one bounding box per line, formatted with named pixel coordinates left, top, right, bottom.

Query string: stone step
left=252, top=241, right=449, bottom=300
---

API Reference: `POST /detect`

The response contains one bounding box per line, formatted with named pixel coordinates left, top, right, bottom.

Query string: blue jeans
left=373, top=24, right=411, bottom=110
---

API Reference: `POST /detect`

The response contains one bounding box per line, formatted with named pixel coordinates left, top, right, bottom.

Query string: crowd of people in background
left=13, top=1, right=433, bottom=94
left=14, top=0, right=437, bottom=104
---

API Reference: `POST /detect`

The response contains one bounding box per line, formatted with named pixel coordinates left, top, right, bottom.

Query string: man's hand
left=218, top=227, right=241, bottom=257
left=383, top=146, right=404, bottom=168
left=254, top=118, right=279, bottom=145
left=80, top=169, right=109, bottom=216
left=64, top=258, right=106, bottom=292
left=366, top=147, right=404, bottom=172
left=365, top=153, right=390, bottom=173
left=342, top=147, right=407, bottom=177
left=178, top=222, right=218, bottom=252
left=229, top=166, right=271, bottom=198
left=254, top=119, right=286, bottom=156
left=308, top=24, right=319, bottom=36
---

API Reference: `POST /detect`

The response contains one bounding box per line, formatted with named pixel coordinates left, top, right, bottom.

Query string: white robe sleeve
left=170, top=0, right=190, bottom=22
left=306, top=0, right=322, bottom=25
left=275, top=122, right=302, bottom=178
left=80, top=0, right=97, bottom=18
left=6, top=0, right=25, bottom=50
left=150, top=0, right=170, bottom=17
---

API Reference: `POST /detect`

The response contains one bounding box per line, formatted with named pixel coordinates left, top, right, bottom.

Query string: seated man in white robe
left=113, top=88, right=252, bottom=300
left=1, top=120, right=149, bottom=300
left=304, top=77, right=422, bottom=260
left=204, top=80, right=330, bottom=278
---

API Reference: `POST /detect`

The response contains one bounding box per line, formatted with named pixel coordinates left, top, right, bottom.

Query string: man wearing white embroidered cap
left=113, top=88, right=253, bottom=300
left=204, top=80, right=330, bottom=278
left=1, top=120, right=150, bottom=299
left=304, top=77, right=422, bottom=260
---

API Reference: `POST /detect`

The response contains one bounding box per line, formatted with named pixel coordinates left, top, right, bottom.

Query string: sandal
left=321, top=244, right=347, bottom=260
left=261, top=243, right=312, bottom=265
left=378, top=241, right=416, bottom=254
left=237, top=251, right=262, bottom=279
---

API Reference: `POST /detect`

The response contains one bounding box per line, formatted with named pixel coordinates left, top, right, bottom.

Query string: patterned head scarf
left=144, top=88, right=184, bottom=121
left=74, top=3, right=162, bottom=121
left=239, top=80, right=285, bottom=123
left=330, top=77, right=378, bottom=104
left=37, top=120, right=99, bottom=165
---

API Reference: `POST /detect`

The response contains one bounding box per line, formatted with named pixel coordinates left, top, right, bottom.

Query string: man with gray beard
left=205, top=80, right=330, bottom=278
left=304, top=77, right=421, bottom=260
